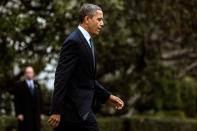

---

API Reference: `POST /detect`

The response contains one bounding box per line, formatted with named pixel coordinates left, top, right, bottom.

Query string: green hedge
left=0, top=116, right=17, bottom=131
left=1, top=115, right=197, bottom=131
left=129, top=115, right=197, bottom=131
left=98, top=116, right=197, bottom=131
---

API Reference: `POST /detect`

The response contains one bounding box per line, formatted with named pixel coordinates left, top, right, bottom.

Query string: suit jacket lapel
left=24, top=81, right=32, bottom=96
left=76, top=29, right=95, bottom=71
left=24, top=80, right=37, bottom=96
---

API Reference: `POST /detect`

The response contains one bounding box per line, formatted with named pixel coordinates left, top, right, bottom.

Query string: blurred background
left=0, top=0, right=197, bottom=131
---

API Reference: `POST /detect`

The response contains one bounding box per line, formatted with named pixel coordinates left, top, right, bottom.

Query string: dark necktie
left=89, top=38, right=95, bottom=68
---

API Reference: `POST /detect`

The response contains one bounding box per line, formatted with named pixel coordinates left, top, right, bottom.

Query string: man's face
left=25, top=67, right=34, bottom=80
left=87, top=10, right=104, bottom=36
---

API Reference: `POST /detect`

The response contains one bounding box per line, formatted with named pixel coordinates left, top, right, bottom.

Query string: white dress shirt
left=26, top=79, right=34, bottom=89
left=78, top=25, right=92, bottom=47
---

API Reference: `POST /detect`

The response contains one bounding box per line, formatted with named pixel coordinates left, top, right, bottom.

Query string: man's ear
left=84, top=16, right=89, bottom=24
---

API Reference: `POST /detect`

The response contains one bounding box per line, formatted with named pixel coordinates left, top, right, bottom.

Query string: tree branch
left=161, top=49, right=193, bottom=60
left=179, top=60, right=197, bottom=77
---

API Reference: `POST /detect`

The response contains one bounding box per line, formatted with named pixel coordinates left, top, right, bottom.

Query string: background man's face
left=25, top=67, right=34, bottom=80
left=87, top=10, right=104, bottom=36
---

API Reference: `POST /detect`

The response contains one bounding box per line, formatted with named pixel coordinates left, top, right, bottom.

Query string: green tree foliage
left=0, top=0, right=197, bottom=116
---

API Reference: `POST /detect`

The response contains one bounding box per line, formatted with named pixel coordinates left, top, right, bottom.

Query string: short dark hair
left=79, top=3, right=102, bottom=23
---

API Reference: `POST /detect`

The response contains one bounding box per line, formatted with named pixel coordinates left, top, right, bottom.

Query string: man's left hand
left=107, top=95, right=124, bottom=110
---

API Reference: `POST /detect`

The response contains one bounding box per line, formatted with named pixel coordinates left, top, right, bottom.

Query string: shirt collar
left=78, top=25, right=91, bottom=45
left=26, top=79, right=33, bottom=84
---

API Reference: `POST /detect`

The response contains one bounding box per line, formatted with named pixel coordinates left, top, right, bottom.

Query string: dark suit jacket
left=50, top=28, right=111, bottom=122
left=14, top=80, right=43, bottom=131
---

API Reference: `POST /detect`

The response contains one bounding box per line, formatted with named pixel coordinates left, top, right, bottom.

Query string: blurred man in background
left=14, top=66, right=43, bottom=131
left=48, top=3, right=124, bottom=131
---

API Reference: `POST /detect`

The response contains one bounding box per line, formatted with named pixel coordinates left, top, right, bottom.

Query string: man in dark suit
left=48, top=3, right=124, bottom=131
left=14, top=66, right=43, bottom=131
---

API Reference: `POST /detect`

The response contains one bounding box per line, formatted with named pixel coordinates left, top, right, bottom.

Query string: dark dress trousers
left=50, top=28, right=111, bottom=131
left=14, top=80, right=43, bottom=131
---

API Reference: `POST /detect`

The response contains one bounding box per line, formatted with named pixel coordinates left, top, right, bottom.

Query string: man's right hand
left=48, top=114, right=61, bottom=128
left=17, top=114, right=24, bottom=121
